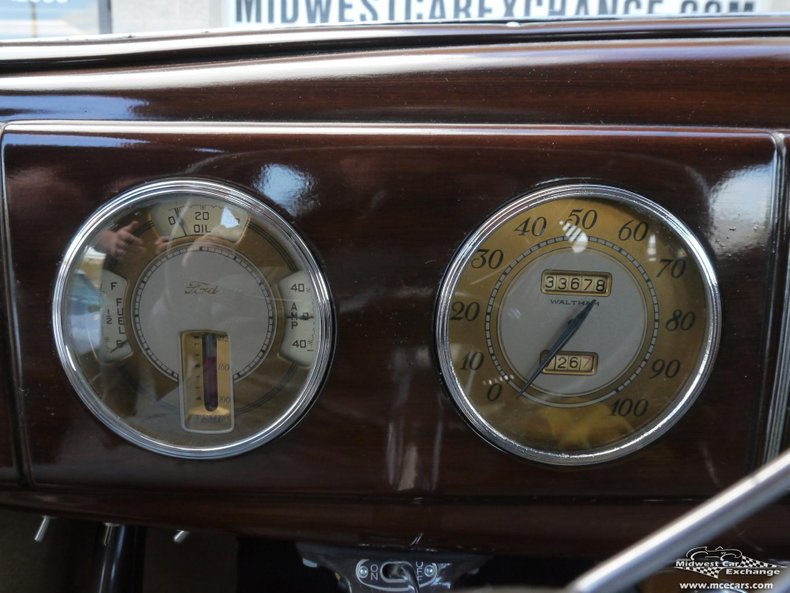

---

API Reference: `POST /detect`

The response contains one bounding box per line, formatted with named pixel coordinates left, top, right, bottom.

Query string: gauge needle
left=518, top=299, right=598, bottom=398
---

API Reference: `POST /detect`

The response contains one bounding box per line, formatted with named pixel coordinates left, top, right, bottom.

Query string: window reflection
left=1, top=0, right=785, bottom=40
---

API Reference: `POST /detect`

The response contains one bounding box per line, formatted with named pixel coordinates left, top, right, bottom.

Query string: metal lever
left=562, top=446, right=790, bottom=593
left=173, top=530, right=189, bottom=544
left=390, top=563, right=421, bottom=593
left=33, top=515, right=53, bottom=543
left=459, top=447, right=790, bottom=593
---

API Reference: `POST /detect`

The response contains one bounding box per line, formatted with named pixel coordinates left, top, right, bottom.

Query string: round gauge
left=53, top=179, right=333, bottom=458
left=436, top=184, right=720, bottom=465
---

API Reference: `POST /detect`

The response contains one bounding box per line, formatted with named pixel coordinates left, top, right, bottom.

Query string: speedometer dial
left=436, top=184, right=720, bottom=465
left=54, top=179, right=333, bottom=458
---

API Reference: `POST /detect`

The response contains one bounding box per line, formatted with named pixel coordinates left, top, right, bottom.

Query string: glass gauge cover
left=436, top=185, right=721, bottom=465
left=53, top=179, right=333, bottom=458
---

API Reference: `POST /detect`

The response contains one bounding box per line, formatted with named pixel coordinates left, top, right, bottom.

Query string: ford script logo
left=184, top=280, right=220, bottom=295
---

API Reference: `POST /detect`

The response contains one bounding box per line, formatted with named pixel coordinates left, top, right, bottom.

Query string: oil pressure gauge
left=54, top=179, right=333, bottom=458
left=436, top=184, right=720, bottom=465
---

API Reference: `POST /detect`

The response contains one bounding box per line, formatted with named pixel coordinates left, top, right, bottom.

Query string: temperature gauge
left=53, top=179, right=333, bottom=458
left=180, top=331, right=234, bottom=433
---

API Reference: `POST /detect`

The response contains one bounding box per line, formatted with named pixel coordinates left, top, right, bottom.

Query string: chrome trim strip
left=435, top=184, right=722, bottom=466
left=4, top=120, right=772, bottom=137
left=1, top=18, right=790, bottom=66
left=0, top=122, right=32, bottom=483
left=51, top=178, right=334, bottom=459
left=764, top=133, right=789, bottom=462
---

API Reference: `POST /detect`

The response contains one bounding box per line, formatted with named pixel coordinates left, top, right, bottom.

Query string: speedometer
left=53, top=179, right=333, bottom=458
left=436, top=184, right=720, bottom=465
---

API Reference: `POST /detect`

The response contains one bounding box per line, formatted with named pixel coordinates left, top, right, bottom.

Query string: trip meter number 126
left=436, top=184, right=720, bottom=465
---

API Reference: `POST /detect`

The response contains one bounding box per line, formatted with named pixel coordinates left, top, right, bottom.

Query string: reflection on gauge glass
left=436, top=184, right=720, bottom=465
left=53, top=179, right=333, bottom=458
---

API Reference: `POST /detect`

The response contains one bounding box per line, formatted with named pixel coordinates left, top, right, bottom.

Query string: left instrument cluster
left=53, top=179, right=333, bottom=458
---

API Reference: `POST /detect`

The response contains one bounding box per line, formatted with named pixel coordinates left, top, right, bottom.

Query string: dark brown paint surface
left=2, top=38, right=790, bottom=127
left=0, top=21, right=787, bottom=551
left=3, top=126, right=777, bottom=499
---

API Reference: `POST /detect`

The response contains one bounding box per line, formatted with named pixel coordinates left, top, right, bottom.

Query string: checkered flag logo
left=675, top=546, right=785, bottom=579
left=739, top=556, right=783, bottom=569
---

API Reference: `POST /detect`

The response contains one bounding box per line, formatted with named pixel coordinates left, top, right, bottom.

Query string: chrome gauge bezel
left=52, top=178, right=334, bottom=459
left=435, top=184, right=722, bottom=466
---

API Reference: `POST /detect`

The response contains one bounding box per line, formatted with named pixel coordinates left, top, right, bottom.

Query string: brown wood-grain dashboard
left=0, top=17, right=789, bottom=556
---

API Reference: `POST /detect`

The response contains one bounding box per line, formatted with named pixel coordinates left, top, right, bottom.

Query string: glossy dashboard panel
left=4, top=30, right=790, bottom=128
left=2, top=122, right=778, bottom=497
left=0, top=20, right=788, bottom=553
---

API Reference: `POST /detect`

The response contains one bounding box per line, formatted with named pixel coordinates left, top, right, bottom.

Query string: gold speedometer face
left=436, top=185, right=720, bottom=465
left=53, top=179, right=333, bottom=458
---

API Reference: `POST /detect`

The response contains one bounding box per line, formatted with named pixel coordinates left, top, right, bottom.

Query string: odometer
left=436, top=184, right=720, bottom=465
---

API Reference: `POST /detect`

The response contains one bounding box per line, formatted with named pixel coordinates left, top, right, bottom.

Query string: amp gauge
left=53, top=179, right=333, bottom=458
left=436, top=184, right=721, bottom=465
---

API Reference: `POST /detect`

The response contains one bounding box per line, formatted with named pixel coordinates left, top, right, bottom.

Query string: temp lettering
left=196, top=415, right=225, bottom=424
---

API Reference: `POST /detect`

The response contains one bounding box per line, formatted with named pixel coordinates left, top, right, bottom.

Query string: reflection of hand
left=97, top=220, right=144, bottom=259
left=155, top=236, right=170, bottom=254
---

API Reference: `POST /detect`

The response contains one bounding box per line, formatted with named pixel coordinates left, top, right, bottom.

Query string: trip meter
left=436, top=185, right=720, bottom=465
left=53, top=179, right=333, bottom=458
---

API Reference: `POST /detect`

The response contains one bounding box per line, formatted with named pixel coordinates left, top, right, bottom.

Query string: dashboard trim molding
left=2, top=18, right=790, bottom=70
left=764, top=133, right=790, bottom=462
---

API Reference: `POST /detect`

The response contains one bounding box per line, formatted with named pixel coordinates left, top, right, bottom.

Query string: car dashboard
left=0, top=17, right=789, bottom=591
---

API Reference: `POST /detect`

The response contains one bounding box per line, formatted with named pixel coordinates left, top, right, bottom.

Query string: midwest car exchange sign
left=229, top=0, right=763, bottom=25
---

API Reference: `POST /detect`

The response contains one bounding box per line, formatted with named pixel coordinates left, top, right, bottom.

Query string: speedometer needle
left=518, top=299, right=598, bottom=398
